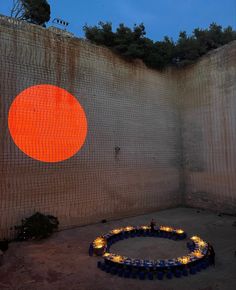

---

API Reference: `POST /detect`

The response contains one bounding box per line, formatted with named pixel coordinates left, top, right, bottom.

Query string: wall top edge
left=0, top=14, right=235, bottom=75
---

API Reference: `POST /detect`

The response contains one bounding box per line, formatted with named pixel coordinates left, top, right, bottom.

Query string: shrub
left=15, top=212, right=59, bottom=241
left=84, top=22, right=236, bottom=70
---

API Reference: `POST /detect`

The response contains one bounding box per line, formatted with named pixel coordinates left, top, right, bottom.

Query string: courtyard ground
left=0, top=207, right=235, bottom=290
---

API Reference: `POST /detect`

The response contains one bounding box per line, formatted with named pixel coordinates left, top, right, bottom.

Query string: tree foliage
left=11, top=0, right=51, bottom=26
left=83, top=22, right=236, bottom=70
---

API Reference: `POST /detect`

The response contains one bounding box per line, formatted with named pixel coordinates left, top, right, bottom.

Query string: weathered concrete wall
left=179, top=42, right=236, bottom=214
left=0, top=15, right=235, bottom=239
left=0, top=16, right=181, bottom=238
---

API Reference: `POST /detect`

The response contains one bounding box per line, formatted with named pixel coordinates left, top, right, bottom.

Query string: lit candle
left=178, top=256, right=190, bottom=264
left=191, top=236, right=200, bottom=241
left=141, top=226, right=149, bottom=230
left=160, top=226, right=173, bottom=232
left=124, top=226, right=133, bottom=231
left=103, top=252, right=110, bottom=258
left=193, top=250, right=203, bottom=258
left=113, top=255, right=123, bottom=263
left=111, top=228, right=122, bottom=234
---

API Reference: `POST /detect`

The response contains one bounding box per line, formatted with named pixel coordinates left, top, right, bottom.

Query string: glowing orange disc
left=8, top=84, right=87, bottom=162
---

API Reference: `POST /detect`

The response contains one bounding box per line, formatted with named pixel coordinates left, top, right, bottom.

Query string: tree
left=83, top=22, right=115, bottom=47
left=84, top=21, right=236, bottom=70
left=222, top=26, right=236, bottom=45
left=113, top=23, right=147, bottom=58
left=11, top=0, right=50, bottom=26
left=175, top=31, right=201, bottom=65
left=193, top=28, right=208, bottom=55
left=206, top=23, right=223, bottom=49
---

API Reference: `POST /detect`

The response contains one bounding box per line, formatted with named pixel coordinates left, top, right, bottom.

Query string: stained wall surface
left=0, top=16, right=181, bottom=238
left=0, top=16, right=235, bottom=239
left=179, top=42, right=236, bottom=214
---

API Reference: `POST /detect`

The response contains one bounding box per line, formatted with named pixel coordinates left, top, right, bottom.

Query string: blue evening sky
left=1, top=0, right=236, bottom=41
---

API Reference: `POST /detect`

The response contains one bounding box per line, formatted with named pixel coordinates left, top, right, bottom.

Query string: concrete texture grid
left=179, top=43, right=236, bottom=214
left=0, top=208, right=236, bottom=290
left=0, top=15, right=236, bottom=239
left=0, top=15, right=180, bottom=239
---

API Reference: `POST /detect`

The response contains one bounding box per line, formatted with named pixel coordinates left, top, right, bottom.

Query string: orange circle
left=8, top=84, right=88, bottom=162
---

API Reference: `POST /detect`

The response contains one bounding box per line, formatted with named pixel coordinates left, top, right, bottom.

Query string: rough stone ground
left=0, top=207, right=235, bottom=290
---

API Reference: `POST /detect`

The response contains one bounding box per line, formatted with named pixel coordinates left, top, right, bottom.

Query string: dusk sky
left=1, top=0, right=236, bottom=41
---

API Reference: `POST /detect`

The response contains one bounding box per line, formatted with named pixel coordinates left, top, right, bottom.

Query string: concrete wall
left=0, top=16, right=181, bottom=238
left=179, top=42, right=236, bottom=214
left=0, top=16, right=235, bottom=239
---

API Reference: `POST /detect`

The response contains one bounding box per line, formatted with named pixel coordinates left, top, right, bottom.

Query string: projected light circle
left=8, top=84, right=87, bottom=162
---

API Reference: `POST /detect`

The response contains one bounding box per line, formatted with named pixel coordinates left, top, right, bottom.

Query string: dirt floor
left=0, top=207, right=236, bottom=290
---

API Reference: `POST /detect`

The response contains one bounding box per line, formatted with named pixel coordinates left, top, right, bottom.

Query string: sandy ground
left=0, top=207, right=236, bottom=290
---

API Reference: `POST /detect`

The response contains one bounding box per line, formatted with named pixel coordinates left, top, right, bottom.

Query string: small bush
left=15, top=212, right=59, bottom=241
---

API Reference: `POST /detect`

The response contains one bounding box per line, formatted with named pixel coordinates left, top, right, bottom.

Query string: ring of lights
left=89, top=225, right=212, bottom=279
